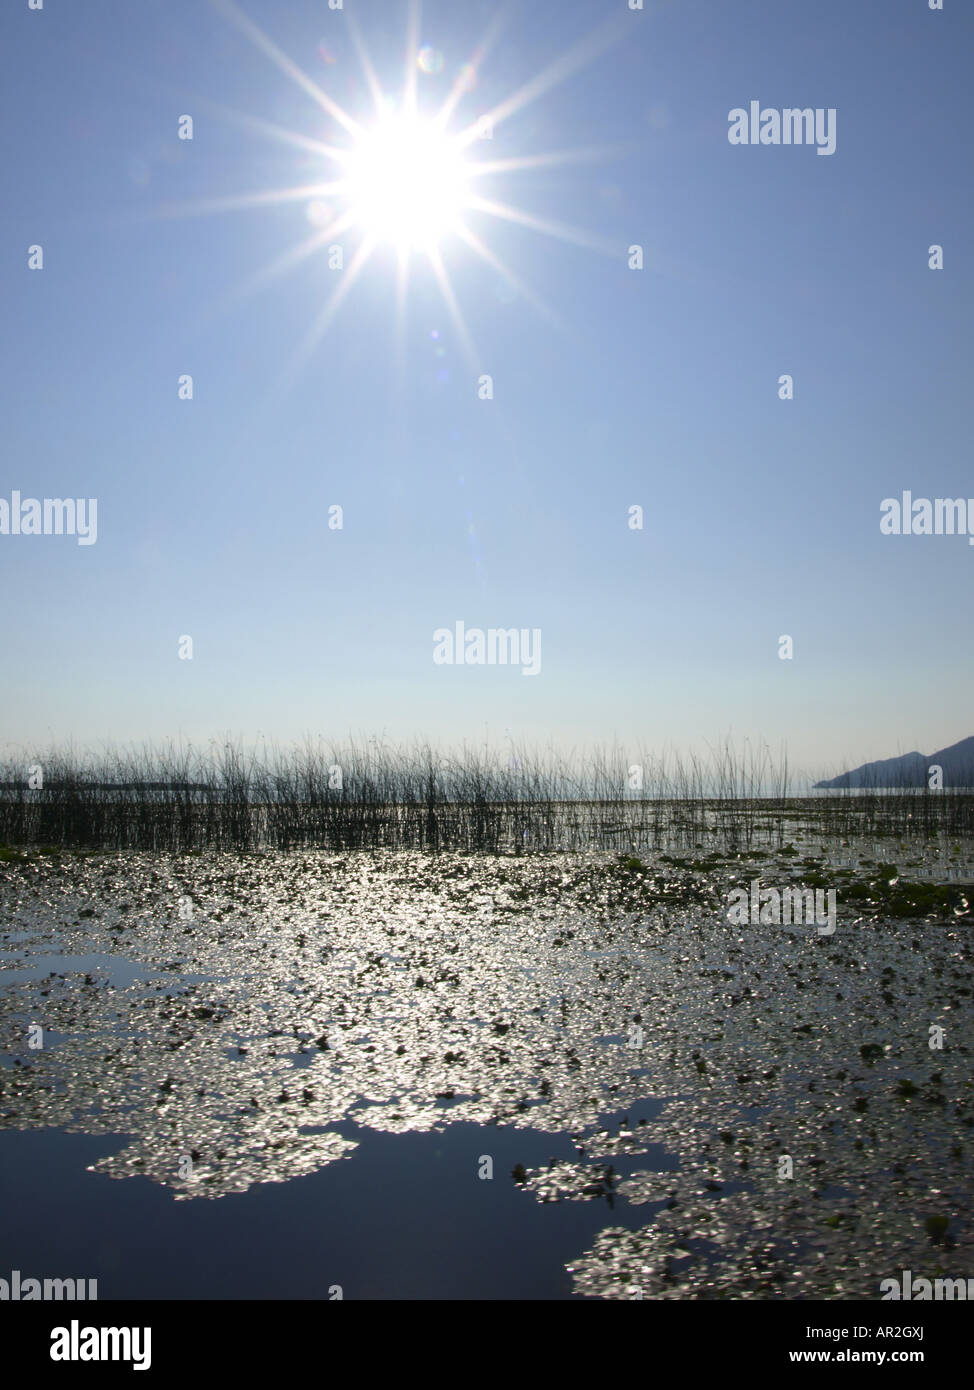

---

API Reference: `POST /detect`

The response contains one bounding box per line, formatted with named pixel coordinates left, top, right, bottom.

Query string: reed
left=0, top=738, right=970, bottom=854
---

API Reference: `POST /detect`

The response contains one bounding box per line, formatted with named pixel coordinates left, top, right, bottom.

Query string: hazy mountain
left=814, top=736, right=974, bottom=789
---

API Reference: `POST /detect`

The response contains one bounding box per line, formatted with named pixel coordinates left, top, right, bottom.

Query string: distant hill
left=815, top=736, right=974, bottom=789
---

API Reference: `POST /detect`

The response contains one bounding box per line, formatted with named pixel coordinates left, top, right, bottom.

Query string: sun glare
left=188, top=0, right=627, bottom=382
left=344, top=115, right=470, bottom=252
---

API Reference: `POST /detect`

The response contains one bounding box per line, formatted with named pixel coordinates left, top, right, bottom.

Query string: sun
left=343, top=114, right=471, bottom=253
left=182, top=0, right=628, bottom=381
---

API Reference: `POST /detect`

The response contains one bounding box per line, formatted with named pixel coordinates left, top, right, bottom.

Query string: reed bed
left=0, top=739, right=971, bottom=854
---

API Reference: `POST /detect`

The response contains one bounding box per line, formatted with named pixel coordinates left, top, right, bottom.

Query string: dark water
left=0, top=1108, right=672, bottom=1300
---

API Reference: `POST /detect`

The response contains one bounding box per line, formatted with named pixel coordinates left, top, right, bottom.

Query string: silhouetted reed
left=0, top=738, right=970, bottom=854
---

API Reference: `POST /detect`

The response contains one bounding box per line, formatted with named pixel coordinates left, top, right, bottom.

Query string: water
left=1, top=841, right=971, bottom=1298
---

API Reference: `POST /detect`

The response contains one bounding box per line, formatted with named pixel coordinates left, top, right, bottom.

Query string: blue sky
left=1, top=0, right=971, bottom=782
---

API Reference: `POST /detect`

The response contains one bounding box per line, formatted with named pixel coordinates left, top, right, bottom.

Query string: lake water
left=1, top=841, right=971, bottom=1299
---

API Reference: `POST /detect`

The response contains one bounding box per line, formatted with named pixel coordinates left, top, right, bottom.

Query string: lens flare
left=417, top=45, right=444, bottom=75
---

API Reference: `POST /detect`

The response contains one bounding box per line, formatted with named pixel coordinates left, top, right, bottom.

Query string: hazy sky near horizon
left=1, top=0, right=972, bottom=783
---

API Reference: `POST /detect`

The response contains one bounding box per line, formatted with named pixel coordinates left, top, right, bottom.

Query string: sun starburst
left=341, top=112, right=471, bottom=253
left=168, top=0, right=630, bottom=385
